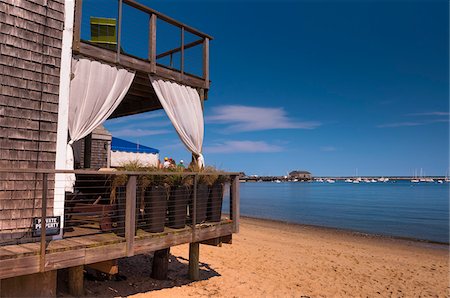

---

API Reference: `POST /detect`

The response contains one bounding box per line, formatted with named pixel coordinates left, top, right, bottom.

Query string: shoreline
left=239, top=215, right=450, bottom=247
left=81, top=216, right=449, bottom=297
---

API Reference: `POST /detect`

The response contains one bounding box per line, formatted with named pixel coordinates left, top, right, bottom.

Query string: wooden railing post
left=117, top=0, right=123, bottom=63
left=203, top=37, right=209, bottom=89
left=230, top=175, right=240, bottom=233
left=192, top=174, right=198, bottom=228
left=125, top=175, right=137, bottom=256
left=40, top=173, right=48, bottom=272
left=73, top=0, right=83, bottom=51
left=149, top=14, right=157, bottom=73
left=180, top=26, right=185, bottom=76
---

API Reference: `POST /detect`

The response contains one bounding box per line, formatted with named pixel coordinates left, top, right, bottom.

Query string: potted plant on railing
left=164, top=167, right=190, bottom=229
left=207, top=169, right=229, bottom=222
left=110, top=162, right=169, bottom=235
left=186, top=164, right=211, bottom=224
left=142, top=169, right=169, bottom=233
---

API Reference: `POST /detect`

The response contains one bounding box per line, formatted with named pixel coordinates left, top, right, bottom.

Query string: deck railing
left=73, top=0, right=211, bottom=89
left=0, top=169, right=240, bottom=253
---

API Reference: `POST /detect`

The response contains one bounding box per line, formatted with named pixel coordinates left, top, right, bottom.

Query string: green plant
left=186, top=164, right=229, bottom=186
left=109, top=161, right=161, bottom=204
left=164, top=166, right=190, bottom=187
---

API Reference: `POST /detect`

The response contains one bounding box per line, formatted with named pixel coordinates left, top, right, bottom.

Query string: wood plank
left=125, top=176, right=137, bottom=256
left=68, top=265, right=84, bottom=296
left=0, top=248, right=17, bottom=260
left=86, top=259, right=118, bottom=275
left=134, top=230, right=192, bottom=254
left=188, top=242, right=199, bottom=280
left=0, top=270, right=57, bottom=298
left=84, top=242, right=126, bottom=265
left=230, top=175, right=240, bottom=233
left=193, top=223, right=233, bottom=242
left=180, top=27, right=185, bottom=75
left=44, top=248, right=85, bottom=270
left=73, top=0, right=83, bottom=51
left=149, top=14, right=157, bottom=72
left=134, top=222, right=233, bottom=254
left=0, top=255, right=40, bottom=279
left=123, top=0, right=213, bottom=40
left=77, top=43, right=207, bottom=89
left=151, top=248, right=169, bottom=280
left=117, top=0, right=123, bottom=63
left=2, top=244, right=37, bottom=257
left=203, top=38, right=210, bottom=89
left=17, top=242, right=41, bottom=254
left=46, top=238, right=86, bottom=253
left=156, top=39, right=203, bottom=60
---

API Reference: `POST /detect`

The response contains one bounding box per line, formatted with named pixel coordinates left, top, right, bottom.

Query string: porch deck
left=0, top=220, right=232, bottom=280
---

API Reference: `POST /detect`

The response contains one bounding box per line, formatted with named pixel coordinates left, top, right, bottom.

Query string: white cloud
left=206, top=105, right=321, bottom=132
left=204, top=140, right=284, bottom=153
left=111, top=128, right=171, bottom=138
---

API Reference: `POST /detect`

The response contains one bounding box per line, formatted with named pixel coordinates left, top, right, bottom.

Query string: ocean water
left=225, top=181, right=449, bottom=243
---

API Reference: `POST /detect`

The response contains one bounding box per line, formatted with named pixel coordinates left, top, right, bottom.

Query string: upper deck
left=72, top=0, right=211, bottom=118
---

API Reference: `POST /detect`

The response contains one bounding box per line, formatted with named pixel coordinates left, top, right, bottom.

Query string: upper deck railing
left=72, top=0, right=211, bottom=89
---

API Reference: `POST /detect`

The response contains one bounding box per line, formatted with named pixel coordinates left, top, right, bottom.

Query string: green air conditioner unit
left=90, top=17, right=117, bottom=50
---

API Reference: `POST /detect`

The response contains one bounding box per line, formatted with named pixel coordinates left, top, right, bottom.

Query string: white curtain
left=66, top=57, right=135, bottom=191
left=150, top=76, right=205, bottom=168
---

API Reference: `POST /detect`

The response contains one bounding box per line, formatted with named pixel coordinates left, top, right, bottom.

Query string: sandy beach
left=81, top=217, right=449, bottom=297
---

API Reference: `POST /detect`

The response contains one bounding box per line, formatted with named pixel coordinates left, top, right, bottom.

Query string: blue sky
left=85, top=0, right=449, bottom=176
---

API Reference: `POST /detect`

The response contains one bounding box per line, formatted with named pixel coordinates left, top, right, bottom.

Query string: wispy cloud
left=204, top=140, right=284, bottom=153
left=320, top=146, right=337, bottom=152
left=111, top=128, right=171, bottom=138
left=377, top=118, right=449, bottom=128
left=377, top=122, right=423, bottom=128
left=206, top=105, right=321, bottom=132
left=407, top=111, right=450, bottom=117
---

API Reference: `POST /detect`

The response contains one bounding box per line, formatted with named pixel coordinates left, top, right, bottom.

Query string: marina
left=234, top=181, right=449, bottom=243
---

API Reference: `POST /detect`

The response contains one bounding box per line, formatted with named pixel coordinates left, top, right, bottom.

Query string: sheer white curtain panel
left=149, top=76, right=205, bottom=168
left=65, top=58, right=135, bottom=191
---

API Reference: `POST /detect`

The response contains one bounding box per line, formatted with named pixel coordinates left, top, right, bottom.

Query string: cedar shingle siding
left=0, top=0, right=64, bottom=243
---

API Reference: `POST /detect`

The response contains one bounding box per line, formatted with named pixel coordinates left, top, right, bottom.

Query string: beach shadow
left=57, top=253, right=221, bottom=297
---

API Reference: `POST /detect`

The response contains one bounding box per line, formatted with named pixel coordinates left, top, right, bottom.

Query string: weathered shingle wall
left=0, top=0, right=64, bottom=243
left=76, top=138, right=111, bottom=169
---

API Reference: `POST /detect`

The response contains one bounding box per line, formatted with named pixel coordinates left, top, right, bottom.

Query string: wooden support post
left=203, top=37, right=210, bottom=89
left=40, top=173, right=48, bottom=272
left=73, top=0, right=83, bottom=51
left=0, top=271, right=57, bottom=297
left=151, top=248, right=170, bottom=280
left=149, top=14, right=157, bottom=73
left=125, top=175, right=137, bottom=256
left=68, top=265, right=84, bottom=297
left=83, top=133, right=92, bottom=168
left=116, top=0, right=123, bottom=62
left=230, top=175, right=240, bottom=233
left=188, top=242, right=200, bottom=280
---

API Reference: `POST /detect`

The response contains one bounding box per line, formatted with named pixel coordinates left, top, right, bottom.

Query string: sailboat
left=411, top=169, right=419, bottom=183
left=419, top=168, right=427, bottom=182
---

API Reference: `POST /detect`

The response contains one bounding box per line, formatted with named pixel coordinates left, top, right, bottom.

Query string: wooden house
left=0, top=0, right=240, bottom=296
left=289, top=170, right=312, bottom=181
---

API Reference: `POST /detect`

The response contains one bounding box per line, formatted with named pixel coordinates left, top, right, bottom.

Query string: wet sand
left=82, top=217, right=449, bottom=297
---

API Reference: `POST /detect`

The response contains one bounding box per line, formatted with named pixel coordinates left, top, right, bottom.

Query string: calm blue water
left=225, top=181, right=449, bottom=243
